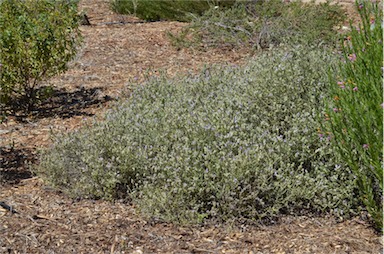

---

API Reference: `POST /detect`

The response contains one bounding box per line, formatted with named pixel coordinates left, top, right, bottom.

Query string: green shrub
left=0, top=0, right=82, bottom=111
left=169, top=0, right=345, bottom=50
left=38, top=45, right=359, bottom=224
left=324, top=0, right=383, bottom=231
left=110, top=0, right=236, bottom=22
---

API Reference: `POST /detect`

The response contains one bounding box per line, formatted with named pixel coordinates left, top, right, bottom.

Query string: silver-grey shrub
left=38, top=45, right=358, bottom=224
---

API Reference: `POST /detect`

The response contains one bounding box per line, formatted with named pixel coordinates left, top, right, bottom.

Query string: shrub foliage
left=0, top=0, right=82, bottom=111
left=38, top=45, right=358, bottom=224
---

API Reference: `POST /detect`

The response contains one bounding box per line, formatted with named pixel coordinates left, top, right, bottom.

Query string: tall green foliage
left=324, top=0, right=383, bottom=231
left=0, top=0, right=82, bottom=111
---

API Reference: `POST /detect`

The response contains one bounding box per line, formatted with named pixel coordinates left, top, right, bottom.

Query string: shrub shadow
left=4, top=86, right=115, bottom=122
left=0, top=147, right=36, bottom=185
left=1, top=86, right=116, bottom=184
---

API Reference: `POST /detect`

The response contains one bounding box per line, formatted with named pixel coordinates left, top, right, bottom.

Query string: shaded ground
left=0, top=0, right=382, bottom=253
left=0, top=147, right=35, bottom=185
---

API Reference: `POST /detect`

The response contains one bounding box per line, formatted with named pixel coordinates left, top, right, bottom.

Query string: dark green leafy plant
left=38, top=45, right=359, bottom=224
left=0, top=0, right=82, bottom=111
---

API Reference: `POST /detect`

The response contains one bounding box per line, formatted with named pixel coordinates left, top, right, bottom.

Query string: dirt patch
left=0, top=0, right=382, bottom=253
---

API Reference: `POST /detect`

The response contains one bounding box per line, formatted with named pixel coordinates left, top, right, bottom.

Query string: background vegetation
left=111, top=0, right=236, bottom=22
left=111, top=0, right=345, bottom=49
left=169, top=0, right=345, bottom=50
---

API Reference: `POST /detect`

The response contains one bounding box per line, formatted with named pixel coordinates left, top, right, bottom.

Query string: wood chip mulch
left=0, top=178, right=382, bottom=253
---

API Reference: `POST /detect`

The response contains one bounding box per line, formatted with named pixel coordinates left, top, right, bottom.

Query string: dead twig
left=0, top=201, right=18, bottom=214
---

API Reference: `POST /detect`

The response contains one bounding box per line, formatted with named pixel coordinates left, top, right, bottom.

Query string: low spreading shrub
left=169, top=0, right=345, bottom=50
left=0, top=0, right=82, bottom=111
left=38, top=45, right=359, bottom=224
left=110, top=0, right=236, bottom=22
left=324, top=0, right=383, bottom=231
